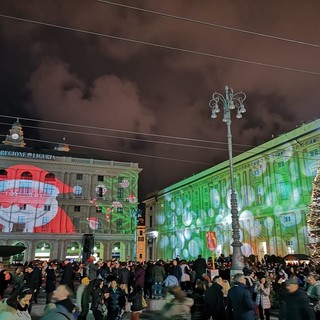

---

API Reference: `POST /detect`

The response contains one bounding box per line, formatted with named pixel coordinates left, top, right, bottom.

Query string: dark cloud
left=0, top=0, right=319, bottom=198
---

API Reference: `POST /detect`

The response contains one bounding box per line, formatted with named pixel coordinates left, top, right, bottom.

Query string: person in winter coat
left=226, top=273, right=255, bottom=320
left=11, top=266, right=24, bottom=293
left=127, top=285, right=144, bottom=320
left=45, top=263, right=57, bottom=303
left=52, top=284, right=79, bottom=320
left=104, top=278, right=126, bottom=320
left=91, top=278, right=107, bottom=320
left=133, top=263, right=145, bottom=291
left=205, top=276, right=226, bottom=320
left=192, top=255, right=207, bottom=282
left=254, top=275, right=271, bottom=320
left=172, top=259, right=182, bottom=284
left=0, top=286, right=32, bottom=320
left=163, top=268, right=179, bottom=295
left=119, top=262, right=131, bottom=294
left=179, top=261, right=191, bottom=292
left=152, top=260, right=166, bottom=299
left=60, top=259, right=74, bottom=291
left=76, top=277, right=91, bottom=320
left=280, top=277, right=315, bottom=320
left=97, top=262, right=110, bottom=286
left=144, top=261, right=154, bottom=299
left=190, top=280, right=207, bottom=320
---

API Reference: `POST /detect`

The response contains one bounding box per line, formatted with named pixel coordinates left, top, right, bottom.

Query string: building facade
left=143, top=119, right=320, bottom=262
left=0, top=120, right=142, bottom=263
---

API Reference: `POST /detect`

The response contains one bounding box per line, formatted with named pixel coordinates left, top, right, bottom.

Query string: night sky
left=0, top=0, right=319, bottom=199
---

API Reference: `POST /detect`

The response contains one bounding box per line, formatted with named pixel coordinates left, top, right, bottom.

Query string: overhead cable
left=0, top=14, right=319, bottom=76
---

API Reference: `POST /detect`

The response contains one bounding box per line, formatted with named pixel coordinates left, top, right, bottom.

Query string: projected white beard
left=0, top=180, right=59, bottom=232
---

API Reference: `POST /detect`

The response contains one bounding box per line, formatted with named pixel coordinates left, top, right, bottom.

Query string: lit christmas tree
left=307, top=166, right=320, bottom=266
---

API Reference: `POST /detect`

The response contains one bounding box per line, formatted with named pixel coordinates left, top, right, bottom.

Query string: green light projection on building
left=153, top=120, right=320, bottom=260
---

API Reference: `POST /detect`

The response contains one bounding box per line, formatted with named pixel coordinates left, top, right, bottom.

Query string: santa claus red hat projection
left=0, top=164, right=75, bottom=233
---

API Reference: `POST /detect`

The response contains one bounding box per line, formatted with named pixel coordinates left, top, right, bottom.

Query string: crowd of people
left=0, top=254, right=319, bottom=320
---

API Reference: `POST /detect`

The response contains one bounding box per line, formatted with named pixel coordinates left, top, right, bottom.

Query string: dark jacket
left=106, top=286, right=126, bottom=311
left=281, top=288, right=315, bottom=320
left=45, top=268, right=56, bottom=294
left=227, top=282, right=255, bottom=320
left=119, top=267, right=130, bottom=285
left=192, top=256, right=207, bottom=280
left=127, top=290, right=143, bottom=312
left=205, top=282, right=226, bottom=319
left=191, top=287, right=207, bottom=320
left=90, top=287, right=104, bottom=312
left=60, top=263, right=74, bottom=289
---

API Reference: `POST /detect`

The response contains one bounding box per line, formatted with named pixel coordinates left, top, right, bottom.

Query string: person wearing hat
left=279, top=277, right=315, bottom=320
left=76, top=277, right=92, bottom=320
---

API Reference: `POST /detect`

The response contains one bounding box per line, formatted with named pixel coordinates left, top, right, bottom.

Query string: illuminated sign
left=0, top=150, right=55, bottom=160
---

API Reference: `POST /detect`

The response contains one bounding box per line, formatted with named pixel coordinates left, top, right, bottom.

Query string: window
left=96, top=186, right=104, bottom=198
left=44, top=173, right=55, bottom=182
left=0, top=170, right=7, bottom=176
left=149, top=215, right=153, bottom=228
left=98, top=175, right=104, bottom=181
left=118, top=176, right=124, bottom=183
left=19, top=180, right=32, bottom=194
left=19, top=204, right=26, bottom=210
left=96, top=207, right=102, bottom=213
left=42, top=217, right=50, bottom=225
left=43, top=183, right=56, bottom=195
left=76, top=174, right=83, bottom=180
left=117, top=207, right=123, bottom=213
left=117, top=188, right=124, bottom=199
left=18, top=215, right=26, bottom=223
left=74, top=206, right=81, bottom=212
left=116, top=219, right=122, bottom=231
left=21, top=171, right=32, bottom=180
left=44, top=205, right=51, bottom=211
left=310, top=149, right=319, bottom=157
left=74, top=185, right=82, bottom=197
left=73, top=217, right=80, bottom=230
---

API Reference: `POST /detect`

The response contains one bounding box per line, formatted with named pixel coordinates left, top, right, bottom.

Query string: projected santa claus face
left=0, top=164, right=75, bottom=233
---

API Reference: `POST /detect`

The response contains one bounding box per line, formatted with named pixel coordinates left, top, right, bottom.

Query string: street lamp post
left=209, top=85, right=246, bottom=275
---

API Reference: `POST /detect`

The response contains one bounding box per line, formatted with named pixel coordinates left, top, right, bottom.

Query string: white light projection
left=264, top=217, right=274, bottom=231
left=160, top=235, right=169, bottom=249
left=210, top=188, right=220, bottom=208
left=184, top=228, right=192, bottom=240
left=240, top=185, right=255, bottom=206
left=188, top=237, right=202, bottom=258
left=157, top=212, right=166, bottom=225
left=182, top=208, right=193, bottom=226
left=302, top=160, right=319, bottom=177
left=291, top=188, right=301, bottom=205
left=241, top=243, right=253, bottom=256
left=208, top=208, right=214, bottom=218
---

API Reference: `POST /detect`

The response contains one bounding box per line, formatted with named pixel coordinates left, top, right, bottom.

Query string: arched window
left=21, top=171, right=33, bottom=180
left=0, top=169, right=7, bottom=176
left=44, top=173, right=56, bottom=182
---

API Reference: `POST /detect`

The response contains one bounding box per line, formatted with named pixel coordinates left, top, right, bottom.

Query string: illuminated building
left=0, top=120, right=141, bottom=262
left=144, top=119, right=320, bottom=262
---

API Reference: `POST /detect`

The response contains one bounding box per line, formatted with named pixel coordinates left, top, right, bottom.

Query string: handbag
left=141, top=296, right=147, bottom=309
